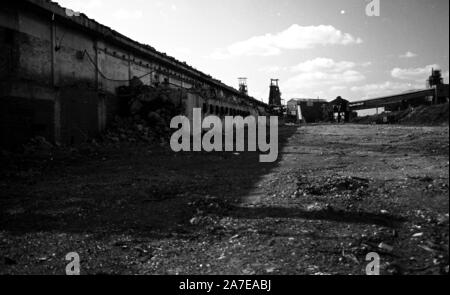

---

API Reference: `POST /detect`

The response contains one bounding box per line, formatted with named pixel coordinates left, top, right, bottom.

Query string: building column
left=94, top=40, right=106, bottom=132
left=51, top=15, right=61, bottom=144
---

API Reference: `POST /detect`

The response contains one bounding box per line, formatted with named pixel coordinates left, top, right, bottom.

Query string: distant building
left=287, top=98, right=329, bottom=123
left=329, top=96, right=352, bottom=123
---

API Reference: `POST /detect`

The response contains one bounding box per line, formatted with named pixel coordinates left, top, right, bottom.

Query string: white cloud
left=330, top=86, right=347, bottom=92
left=210, top=24, right=363, bottom=59
left=290, top=58, right=357, bottom=73
left=391, top=64, right=439, bottom=81
left=285, top=70, right=365, bottom=87
left=283, top=58, right=365, bottom=98
left=351, top=81, right=424, bottom=98
left=150, top=1, right=178, bottom=19
left=399, top=51, right=418, bottom=59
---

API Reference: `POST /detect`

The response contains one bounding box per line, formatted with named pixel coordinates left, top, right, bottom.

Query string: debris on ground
left=0, top=124, right=448, bottom=275
left=108, top=78, right=186, bottom=144
left=295, top=175, right=370, bottom=203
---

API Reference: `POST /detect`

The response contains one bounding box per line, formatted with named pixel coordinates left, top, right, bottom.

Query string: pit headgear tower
left=238, top=77, right=248, bottom=95
left=268, top=79, right=282, bottom=106
left=427, top=68, right=444, bottom=88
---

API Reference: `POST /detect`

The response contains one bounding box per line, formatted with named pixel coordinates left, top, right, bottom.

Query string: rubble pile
left=22, top=136, right=54, bottom=157
left=187, top=196, right=234, bottom=227
left=108, top=78, right=186, bottom=144
left=102, top=116, right=166, bottom=144
left=398, top=102, right=449, bottom=125
left=295, top=175, right=370, bottom=197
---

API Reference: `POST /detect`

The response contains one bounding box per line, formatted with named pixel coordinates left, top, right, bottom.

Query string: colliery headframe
left=0, top=0, right=269, bottom=149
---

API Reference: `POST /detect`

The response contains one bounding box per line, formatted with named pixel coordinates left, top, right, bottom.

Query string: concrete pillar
left=94, top=40, right=105, bottom=91
left=51, top=15, right=61, bottom=144
left=50, top=15, right=56, bottom=87
left=97, top=94, right=106, bottom=132
left=54, top=92, right=61, bottom=145
left=94, top=40, right=106, bottom=133
left=128, top=53, right=132, bottom=85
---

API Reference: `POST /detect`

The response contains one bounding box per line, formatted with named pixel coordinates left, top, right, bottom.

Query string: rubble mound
left=106, top=78, right=186, bottom=144
left=188, top=196, right=234, bottom=214
left=102, top=116, right=169, bottom=144
left=187, top=196, right=234, bottom=227
left=22, top=136, right=54, bottom=157
left=352, top=103, right=449, bottom=126
left=398, top=103, right=449, bottom=125
left=296, top=175, right=370, bottom=196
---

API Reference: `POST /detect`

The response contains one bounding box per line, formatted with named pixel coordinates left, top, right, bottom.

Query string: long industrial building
left=0, top=0, right=268, bottom=149
left=349, top=69, right=449, bottom=112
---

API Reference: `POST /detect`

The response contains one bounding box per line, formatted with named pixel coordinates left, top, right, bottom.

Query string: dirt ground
left=0, top=124, right=448, bottom=275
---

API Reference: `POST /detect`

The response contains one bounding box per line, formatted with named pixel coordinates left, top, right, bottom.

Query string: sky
left=56, top=0, right=449, bottom=103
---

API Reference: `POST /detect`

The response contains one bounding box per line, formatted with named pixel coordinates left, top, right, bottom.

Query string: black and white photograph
left=0, top=0, right=449, bottom=282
